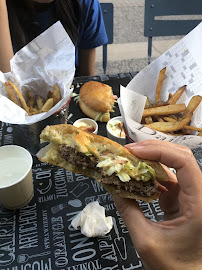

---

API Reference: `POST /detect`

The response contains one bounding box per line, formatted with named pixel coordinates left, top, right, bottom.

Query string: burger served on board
left=37, top=124, right=168, bottom=202
left=78, top=81, right=115, bottom=122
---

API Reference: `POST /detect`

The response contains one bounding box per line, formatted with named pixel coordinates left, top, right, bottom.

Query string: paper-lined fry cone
left=119, top=22, right=202, bottom=149
left=0, top=21, right=75, bottom=125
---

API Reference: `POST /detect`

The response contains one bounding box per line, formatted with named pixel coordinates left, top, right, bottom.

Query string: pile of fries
left=4, top=80, right=61, bottom=116
left=141, top=67, right=202, bottom=136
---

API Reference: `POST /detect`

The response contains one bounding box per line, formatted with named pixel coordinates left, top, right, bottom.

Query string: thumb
left=112, top=195, right=154, bottom=246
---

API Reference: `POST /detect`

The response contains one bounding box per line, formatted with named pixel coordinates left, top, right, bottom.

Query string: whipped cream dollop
left=71, top=201, right=113, bottom=237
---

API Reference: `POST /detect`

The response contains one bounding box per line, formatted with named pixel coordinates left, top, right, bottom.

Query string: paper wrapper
left=119, top=22, right=202, bottom=149
left=0, top=21, right=75, bottom=125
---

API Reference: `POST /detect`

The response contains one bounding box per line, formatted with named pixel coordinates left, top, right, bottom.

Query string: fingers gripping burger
left=37, top=125, right=168, bottom=202
left=78, top=81, right=115, bottom=122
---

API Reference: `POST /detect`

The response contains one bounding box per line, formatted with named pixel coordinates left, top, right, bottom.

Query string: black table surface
left=0, top=72, right=202, bottom=270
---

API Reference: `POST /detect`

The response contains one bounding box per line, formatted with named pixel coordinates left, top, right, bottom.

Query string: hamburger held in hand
left=37, top=124, right=168, bottom=202
left=78, top=81, right=115, bottom=122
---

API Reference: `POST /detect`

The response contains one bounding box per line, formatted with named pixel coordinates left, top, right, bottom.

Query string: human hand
left=112, top=140, right=202, bottom=270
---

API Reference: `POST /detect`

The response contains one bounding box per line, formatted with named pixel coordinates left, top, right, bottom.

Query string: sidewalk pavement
left=96, top=39, right=179, bottom=62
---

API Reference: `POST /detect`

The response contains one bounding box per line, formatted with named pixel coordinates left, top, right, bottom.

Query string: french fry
left=26, top=88, right=35, bottom=113
left=149, top=101, right=169, bottom=108
left=155, top=67, right=166, bottom=102
left=32, top=107, right=39, bottom=113
left=31, top=110, right=41, bottom=115
left=180, top=128, right=191, bottom=135
left=168, top=93, right=173, bottom=100
left=169, top=114, right=178, bottom=120
left=29, top=106, right=41, bottom=115
left=168, top=85, right=186, bottom=105
left=163, top=116, right=202, bottom=133
left=183, top=95, right=202, bottom=117
left=153, top=115, right=164, bottom=122
left=5, top=81, right=61, bottom=115
left=145, top=97, right=150, bottom=109
left=5, top=82, right=21, bottom=107
left=142, top=104, right=186, bottom=118
left=145, top=113, right=192, bottom=132
left=144, top=97, right=153, bottom=124
left=53, top=84, right=61, bottom=105
left=144, top=116, right=153, bottom=124
left=166, top=131, right=175, bottom=135
left=183, top=125, right=202, bottom=132
left=47, top=90, right=53, bottom=99
left=36, top=95, right=44, bottom=110
left=141, top=67, right=201, bottom=137
left=40, top=98, right=54, bottom=112
left=7, top=80, right=30, bottom=114
left=163, top=116, right=177, bottom=122
left=26, top=88, right=33, bottom=100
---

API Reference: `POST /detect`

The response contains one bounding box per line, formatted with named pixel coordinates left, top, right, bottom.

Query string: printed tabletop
left=0, top=72, right=202, bottom=270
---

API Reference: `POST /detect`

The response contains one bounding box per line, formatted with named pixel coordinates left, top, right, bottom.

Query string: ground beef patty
left=58, top=145, right=98, bottom=169
left=58, top=145, right=156, bottom=197
left=100, top=174, right=156, bottom=197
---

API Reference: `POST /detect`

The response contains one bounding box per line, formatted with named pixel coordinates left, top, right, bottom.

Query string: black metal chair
left=100, top=3, right=114, bottom=74
left=144, top=0, right=202, bottom=64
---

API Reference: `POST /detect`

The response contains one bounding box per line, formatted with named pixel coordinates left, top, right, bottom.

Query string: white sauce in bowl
left=107, top=119, right=126, bottom=138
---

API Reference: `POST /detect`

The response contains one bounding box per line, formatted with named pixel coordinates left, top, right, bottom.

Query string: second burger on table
left=78, top=81, right=115, bottom=122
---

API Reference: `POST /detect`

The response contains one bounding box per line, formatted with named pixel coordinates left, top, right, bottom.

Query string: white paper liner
left=0, top=21, right=75, bottom=125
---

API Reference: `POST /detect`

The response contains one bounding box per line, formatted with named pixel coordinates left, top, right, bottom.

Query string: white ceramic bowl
left=73, top=118, right=98, bottom=134
left=106, top=116, right=126, bottom=145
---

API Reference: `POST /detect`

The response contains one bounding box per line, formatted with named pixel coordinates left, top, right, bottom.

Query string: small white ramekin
left=106, top=116, right=126, bottom=145
left=73, top=118, right=98, bottom=134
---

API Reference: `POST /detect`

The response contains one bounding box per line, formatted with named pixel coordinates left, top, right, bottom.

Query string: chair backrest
left=144, top=0, right=202, bottom=63
left=100, top=3, right=114, bottom=74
